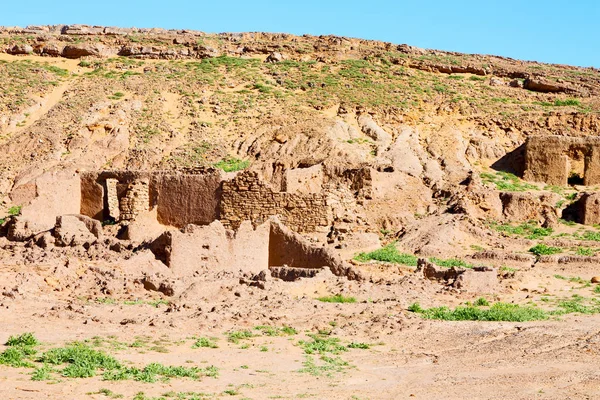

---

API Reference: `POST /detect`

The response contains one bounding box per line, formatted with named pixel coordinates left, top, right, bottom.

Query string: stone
left=7, top=44, right=33, bottom=55
left=7, top=217, right=36, bottom=242
left=54, top=215, right=99, bottom=247
left=61, top=44, right=112, bottom=58
left=265, top=52, right=283, bottom=62
left=592, top=276, right=600, bottom=283
left=489, top=77, right=505, bottom=86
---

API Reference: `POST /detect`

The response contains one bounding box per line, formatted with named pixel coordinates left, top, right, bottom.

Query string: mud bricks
left=220, top=171, right=330, bottom=233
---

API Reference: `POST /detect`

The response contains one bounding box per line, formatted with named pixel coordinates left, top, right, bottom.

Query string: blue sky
left=2, top=1, right=599, bottom=67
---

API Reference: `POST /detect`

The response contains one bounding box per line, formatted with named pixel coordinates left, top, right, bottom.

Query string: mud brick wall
left=220, top=171, right=330, bottom=233
left=523, top=135, right=600, bottom=186
left=119, top=180, right=150, bottom=221
left=81, top=170, right=222, bottom=227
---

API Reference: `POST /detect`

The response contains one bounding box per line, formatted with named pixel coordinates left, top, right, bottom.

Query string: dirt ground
left=1, top=258, right=599, bottom=400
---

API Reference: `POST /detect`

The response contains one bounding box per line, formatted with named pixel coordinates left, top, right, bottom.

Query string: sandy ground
left=1, top=257, right=600, bottom=400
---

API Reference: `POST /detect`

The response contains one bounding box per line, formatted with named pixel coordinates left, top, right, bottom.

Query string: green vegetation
left=354, top=243, right=418, bottom=266
left=554, top=274, right=587, bottom=284
left=529, top=244, right=562, bottom=256
left=489, top=221, right=553, bottom=240
left=430, top=257, right=473, bottom=268
left=408, top=302, right=549, bottom=321
left=316, top=294, right=357, bottom=303
left=213, top=157, right=250, bottom=172
left=226, top=330, right=255, bottom=344
left=347, top=342, right=371, bottom=349
left=191, top=337, right=218, bottom=349
left=108, top=91, right=125, bottom=100
left=0, top=335, right=218, bottom=383
left=474, top=297, right=490, bottom=307
left=298, top=335, right=351, bottom=377
left=254, top=325, right=298, bottom=336
left=554, top=99, right=581, bottom=107
left=480, top=171, right=538, bottom=192
left=576, top=247, right=596, bottom=256
left=6, top=332, right=39, bottom=347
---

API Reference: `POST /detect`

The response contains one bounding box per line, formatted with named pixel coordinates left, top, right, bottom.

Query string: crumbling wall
left=576, top=193, right=600, bottom=225
left=523, top=136, right=600, bottom=186
left=282, top=164, right=324, bottom=194
left=268, top=220, right=360, bottom=279
left=163, top=220, right=269, bottom=276
left=80, top=170, right=222, bottom=228
left=14, top=170, right=81, bottom=232
left=152, top=173, right=222, bottom=227
left=220, top=171, right=330, bottom=233
left=119, top=180, right=150, bottom=221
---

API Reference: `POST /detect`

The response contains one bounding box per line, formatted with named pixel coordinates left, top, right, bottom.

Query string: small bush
left=354, top=243, right=417, bottom=266
left=213, top=157, right=250, bottom=172
left=474, top=297, right=489, bottom=307
left=347, top=342, right=371, bottom=349
left=529, top=244, right=562, bottom=256
left=192, top=337, right=218, bottom=349
left=576, top=247, right=596, bottom=256
left=227, top=330, right=254, bottom=344
left=6, top=332, right=39, bottom=347
left=429, top=257, right=473, bottom=268
left=316, top=294, right=356, bottom=303
left=298, top=335, right=348, bottom=355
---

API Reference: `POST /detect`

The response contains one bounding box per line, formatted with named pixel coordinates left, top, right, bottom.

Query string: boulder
left=265, top=52, right=283, bottom=63
left=7, top=44, right=33, bottom=55
left=61, top=44, right=112, bottom=58
left=7, top=217, right=36, bottom=242
left=54, top=215, right=99, bottom=247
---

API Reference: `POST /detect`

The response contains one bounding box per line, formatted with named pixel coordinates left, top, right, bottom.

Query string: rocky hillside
left=1, top=25, right=600, bottom=254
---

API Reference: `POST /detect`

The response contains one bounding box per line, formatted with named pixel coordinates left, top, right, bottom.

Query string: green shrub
left=298, top=335, right=348, bottom=355
left=213, top=157, right=250, bottom=172
left=429, top=257, right=473, bottom=268
left=6, top=333, right=39, bottom=347
left=226, top=330, right=254, bottom=344
left=529, top=244, right=562, bottom=256
left=474, top=297, right=489, bottom=306
left=576, top=247, right=596, bottom=256
left=316, top=294, right=356, bottom=303
left=354, top=243, right=417, bottom=266
left=192, top=337, right=218, bottom=349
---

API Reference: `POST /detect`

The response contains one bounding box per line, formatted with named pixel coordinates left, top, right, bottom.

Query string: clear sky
left=2, top=0, right=599, bottom=67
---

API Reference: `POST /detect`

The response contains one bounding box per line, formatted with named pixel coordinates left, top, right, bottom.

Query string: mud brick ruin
left=80, top=169, right=331, bottom=232
left=524, top=135, right=600, bottom=186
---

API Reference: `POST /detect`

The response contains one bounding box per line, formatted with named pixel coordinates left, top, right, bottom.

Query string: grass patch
left=254, top=325, right=297, bottom=336
left=408, top=302, right=549, bottom=321
left=576, top=247, right=596, bottom=256
left=192, top=337, right=218, bottom=349
left=354, top=243, right=417, bottom=266
left=529, top=244, right=562, bottom=256
left=480, top=171, right=537, bottom=192
left=316, top=294, right=357, bottom=303
left=429, top=257, right=473, bottom=268
left=6, top=332, right=39, bottom=347
left=489, top=221, right=553, bottom=240
left=213, top=157, right=250, bottom=172
left=226, top=330, right=255, bottom=344
left=554, top=99, right=581, bottom=107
